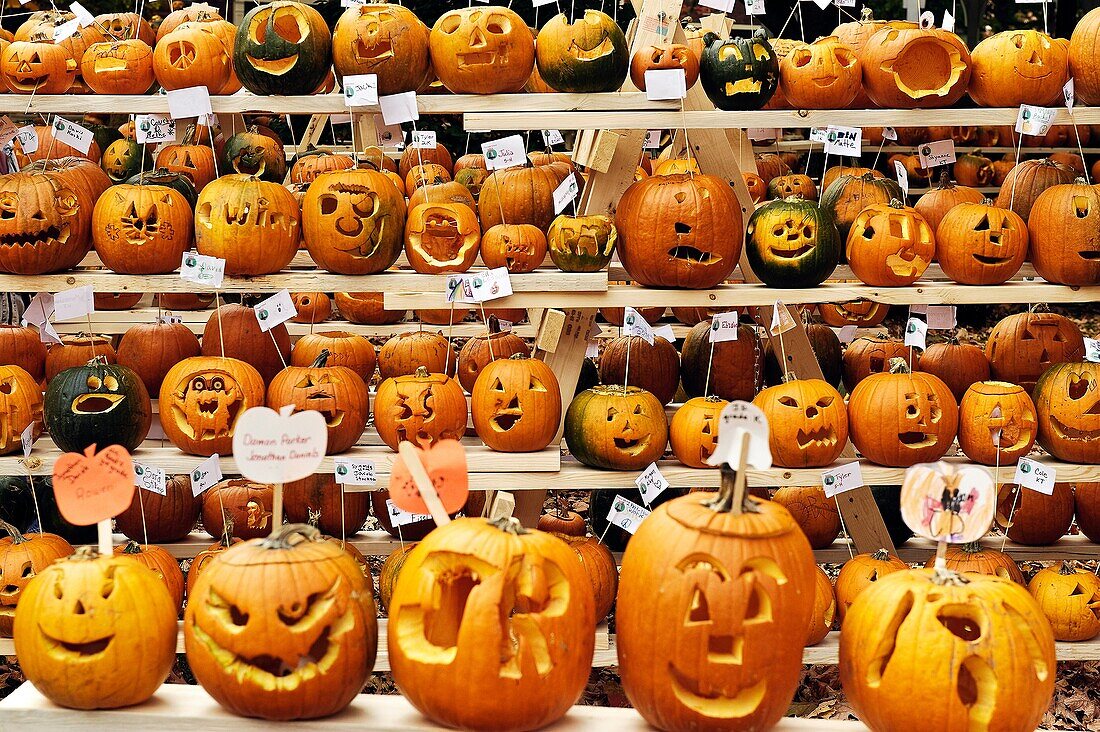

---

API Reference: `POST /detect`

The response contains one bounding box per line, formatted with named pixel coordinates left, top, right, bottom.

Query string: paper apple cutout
left=389, top=439, right=469, bottom=515
left=52, top=444, right=135, bottom=525
left=231, top=405, right=328, bottom=483
left=900, top=462, right=995, bottom=544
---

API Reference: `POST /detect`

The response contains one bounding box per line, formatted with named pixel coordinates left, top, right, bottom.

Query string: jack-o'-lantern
left=914, top=172, right=984, bottom=231
left=268, top=351, right=369, bottom=454
left=743, top=172, right=767, bottom=202
left=115, top=474, right=200, bottom=544
left=404, top=202, right=481, bottom=274
left=970, top=30, right=1068, bottom=107
left=195, top=174, right=301, bottom=276
left=223, top=126, right=286, bottom=182
left=289, top=292, right=331, bottom=324
left=630, top=43, right=699, bottom=91
left=535, top=10, right=628, bottom=93
left=1028, top=179, right=1100, bottom=286
left=283, top=474, right=370, bottom=538
left=820, top=171, right=904, bottom=242
left=44, top=357, right=151, bottom=453
left=156, top=126, right=218, bottom=190
left=767, top=173, right=817, bottom=201
left=806, top=565, right=836, bottom=645
left=1, top=36, right=77, bottom=94
left=958, top=381, right=1037, bottom=465
left=389, top=518, right=594, bottom=730
left=821, top=164, right=880, bottom=192
left=847, top=200, right=935, bottom=286
left=699, top=29, right=779, bottom=110
left=1028, top=562, right=1100, bottom=641
left=234, top=1, right=332, bottom=96
left=780, top=36, right=860, bottom=109
left=754, top=379, right=848, bottom=468
left=617, top=173, right=743, bottom=289
left=840, top=569, right=1054, bottom=732
left=92, top=184, right=193, bottom=275
left=379, top=331, right=457, bottom=379
left=457, top=316, right=530, bottom=392
left=400, top=144, right=454, bottom=180
left=332, top=3, right=430, bottom=96
left=0, top=171, right=91, bottom=275
left=374, top=366, right=467, bottom=451
left=669, top=396, right=728, bottom=468
left=848, top=358, right=958, bottom=467
left=0, top=522, right=72, bottom=636
left=303, top=168, right=406, bottom=275
left=81, top=39, right=154, bottom=95
left=746, top=196, right=840, bottom=288
left=100, top=139, right=148, bottom=185
left=95, top=13, right=154, bottom=45
left=288, top=148, right=354, bottom=185
left=292, top=331, right=375, bottom=382
left=936, top=199, right=1027, bottom=285
left=842, top=335, right=910, bottom=392
left=618, top=488, right=816, bottom=732
left=478, top=162, right=572, bottom=231
left=186, top=524, right=377, bottom=720
left=860, top=25, right=972, bottom=108
left=153, top=19, right=237, bottom=94
left=202, top=480, right=274, bottom=540
left=953, top=151, right=994, bottom=187
left=454, top=167, right=490, bottom=199
left=818, top=300, right=889, bottom=327
left=335, top=292, right=405, bottom=325
left=481, top=223, right=547, bottom=273
left=565, top=385, right=667, bottom=470
left=159, top=356, right=266, bottom=456
left=547, top=213, right=617, bottom=272
left=472, top=354, right=561, bottom=452
left=680, top=320, right=764, bottom=401
left=0, top=365, right=42, bottom=456
left=404, top=164, right=450, bottom=193
left=1034, top=362, right=1100, bottom=464
left=835, top=549, right=908, bottom=621
left=985, top=312, right=1084, bottom=391
left=13, top=548, right=178, bottom=710
left=429, top=7, right=534, bottom=94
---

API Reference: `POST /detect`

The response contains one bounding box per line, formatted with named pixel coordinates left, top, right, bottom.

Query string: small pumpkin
left=481, top=223, right=548, bottom=273
left=630, top=43, right=699, bottom=91
left=820, top=171, right=904, bottom=243
left=746, top=196, right=840, bottom=288
left=156, top=125, right=218, bottom=190
left=0, top=365, right=43, bottom=456
left=222, top=125, right=286, bottom=182
left=806, top=565, right=837, bottom=646
left=669, top=396, right=728, bottom=468
left=373, top=366, right=467, bottom=451
left=268, top=350, right=370, bottom=454
left=233, top=1, right=332, bottom=96
left=994, top=158, right=1075, bottom=220
left=1028, top=562, right=1100, bottom=641
left=0, top=521, right=73, bottom=637
left=835, top=548, right=908, bottom=621
left=0, top=325, right=47, bottom=382
left=201, top=479, right=275, bottom=540
left=456, top=316, right=530, bottom=393
left=958, top=381, right=1037, bottom=465
left=847, top=199, right=935, bottom=286
left=113, top=540, right=185, bottom=613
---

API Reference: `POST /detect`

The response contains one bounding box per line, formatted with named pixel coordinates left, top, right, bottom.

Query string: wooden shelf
left=761, top=141, right=1100, bottom=155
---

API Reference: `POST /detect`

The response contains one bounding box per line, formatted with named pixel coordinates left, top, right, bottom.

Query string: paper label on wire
left=21, top=422, right=34, bottom=458
left=652, top=324, right=676, bottom=341
left=189, top=454, right=222, bottom=496
left=446, top=269, right=513, bottom=303
left=334, top=457, right=376, bottom=485
left=606, top=495, right=650, bottom=535
left=822, top=462, right=864, bottom=498
left=376, top=122, right=404, bottom=149
left=643, top=130, right=661, bottom=149
left=53, top=18, right=80, bottom=42
left=158, top=314, right=183, bottom=325
left=1015, top=105, right=1056, bottom=136
left=904, top=317, right=928, bottom=349
left=635, top=463, right=669, bottom=504
left=379, top=91, right=419, bottom=124
left=710, top=311, right=740, bottom=342
left=802, top=0, right=831, bottom=9
left=166, top=86, right=213, bottom=119
left=925, top=305, right=956, bottom=329
left=482, top=135, right=526, bottom=170
left=1015, top=458, right=1055, bottom=494
left=52, top=117, right=94, bottom=155
left=836, top=325, right=858, bottom=344
left=253, top=290, right=296, bottom=332
left=623, top=307, right=655, bottom=345
left=553, top=172, right=580, bottom=214
left=386, top=499, right=432, bottom=527
left=585, top=340, right=600, bottom=358
left=834, top=0, right=855, bottom=6
left=180, top=251, right=225, bottom=288
left=809, top=127, right=829, bottom=144
left=769, top=303, right=797, bottom=336
left=133, top=462, right=167, bottom=496
left=1064, top=78, right=1075, bottom=111
left=409, top=130, right=436, bottom=149
left=644, top=68, right=687, bottom=100
left=698, top=0, right=735, bottom=11
left=70, top=1, right=96, bottom=27
left=894, top=160, right=908, bottom=197
left=531, top=0, right=558, bottom=6
left=340, top=0, right=369, bottom=7
left=343, top=74, right=379, bottom=107
left=1083, top=337, right=1100, bottom=362
left=744, top=0, right=765, bottom=15
left=708, top=400, right=772, bottom=469
left=941, top=9, right=954, bottom=32
left=0, top=117, right=19, bottom=147
left=135, top=114, right=176, bottom=144
left=918, top=139, right=956, bottom=167
left=824, top=126, right=861, bottom=156
left=52, top=285, right=94, bottom=322
left=542, top=129, right=564, bottom=146
left=14, top=126, right=37, bottom=154
left=881, top=126, right=898, bottom=141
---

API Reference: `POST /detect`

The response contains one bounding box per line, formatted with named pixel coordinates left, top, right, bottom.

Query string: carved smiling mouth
left=0, top=224, right=70, bottom=249
left=1080, top=250, right=1100, bottom=260
left=973, top=254, right=1010, bottom=265
left=614, top=435, right=650, bottom=454
left=492, top=396, right=522, bottom=431
left=1049, top=414, right=1100, bottom=441
left=898, top=431, right=938, bottom=448
left=72, top=393, right=125, bottom=414
left=796, top=426, right=836, bottom=448
left=771, top=244, right=813, bottom=259
left=568, top=37, right=614, bottom=60
left=812, top=74, right=837, bottom=86
left=244, top=55, right=298, bottom=75
left=668, top=664, right=767, bottom=718
left=39, top=627, right=115, bottom=659
left=725, top=79, right=762, bottom=94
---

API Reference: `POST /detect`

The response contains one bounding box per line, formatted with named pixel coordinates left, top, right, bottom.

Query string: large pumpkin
left=617, top=173, right=743, bottom=289
left=958, top=381, right=1037, bottom=466
left=159, top=356, right=266, bottom=456
left=267, top=350, right=370, bottom=454
left=234, top=1, right=331, bottom=95
left=699, top=30, right=779, bottom=110
left=332, top=3, right=430, bottom=96
left=472, top=354, right=561, bottom=452
left=534, top=11, right=628, bottom=93
left=994, top=158, right=1074, bottom=220
left=44, top=357, right=151, bottom=453
left=373, top=366, right=467, bottom=451
left=779, top=36, right=861, bottom=109
left=754, top=378, right=848, bottom=468
left=847, top=199, right=935, bottom=286
left=680, top=320, right=763, bottom=401
left=478, top=162, right=572, bottom=231
left=195, top=174, right=301, bottom=276
left=0, top=365, right=42, bottom=456
left=302, top=168, right=406, bottom=275
left=1, top=37, right=77, bottom=94
left=969, top=30, right=1067, bottom=107
left=0, top=171, right=93, bottom=275
left=746, top=196, right=840, bottom=288
left=985, top=311, right=1084, bottom=391
left=428, top=7, right=533, bottom=94
left=1071, top=7, right=1100, bottom=105
left=186, top=524, right=377, bottom=720
left=936, top=199, right=1028, bottom=285
left=1028, top=179, right=1100, bottom=286
left=0, top=522, right=72, bottom=637
left=1034, top=362, right=1100, bottom=464
left=565, top=385, right=667, bottom=470
left=860, top=25, right=971, bottom=107
left=81, top=39, right=155, bottom=95
left=92, top=183, right=193, bottom=275
left=618, top=488, right=816, bottom=732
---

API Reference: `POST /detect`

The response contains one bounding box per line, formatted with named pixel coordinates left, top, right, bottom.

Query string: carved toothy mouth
left=72, top=393, right=125, bottom=414
left=771, top=244, right=813, bottom=259
left=725, top=79, right=762, bottom=95
left=93, top=55, right=129, bottom=73
left=244, top=55, right=299, bottom=75
left=457, top=50, right=498, bottom=67
left=39, top=627, right=115, bottom=659
left=973, top=254, right=1010, bottom=265
left=898, top=431, right=938, bottom=448
left=0, top=224, right=71, bottom=249
left=796, top=426, right=837, bottom=448
left=668, top=664, right=767, bottom=718
left=668, top=246, right=718, bottom=264
left=354, top=37, right=392, bottom=65
left=1049, top=415, right=1100, bottom=442
left=568, top=37, right=614, bottom=61
left=9, top=74, right=49, bottom=91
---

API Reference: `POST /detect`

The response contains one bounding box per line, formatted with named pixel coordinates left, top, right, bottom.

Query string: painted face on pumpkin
left=170, top=370, right=242, bottom=441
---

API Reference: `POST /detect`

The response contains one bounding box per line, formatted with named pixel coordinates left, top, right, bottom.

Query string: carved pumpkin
left=195, top=174, right=301, bottom=276
left=154, top=19, right=237, bottom=93
left=302, top=168, right=406, bottom=275
left=287, top=292, right=330, bottom=324
left=820, top=171, right=904, bottom=243
left=1028, top=179, right=1100, bottom=286
left=1, top=37, right=77, bottom=94
left=535, top=10, right=628, bottom=93
left=291, top=331, right=376, bottom=383
left=565, top=385, right=667, bottom=470
left=156, top=126, right=218, bottom=190
left=117, top=321, right=201, bottom=396
left=917, top=338, right=991, bottom=402
left=779, top=36, right=860, bottom=109
left=835, top=549, right=907, bottom=621
left=847, top=358, right=959, bottom=467
left=0, top=522, right=72, bottom=637
left=374, top=366, right=467, bottom=451
left=699, top=30, right=780, bottom=110
left=404, top=201, right=481, bottom=274
left=92, top=183, right=192, bottom=275
left=457, top=317, right=530, bottom=393
left=743, top=172, right=767, bottom=202
left=630, top=43, right=699, bottom=91
left=0, top=171, right=93, bottom=275
left=766, top=173, right=817, bottom=201
left=201, top=303, right=291, bottom=384
left=335, top=291, right=405, bottom=325
left=186, top=524, right=376, bottom=720
left=478, top=162, right=572, bottom=231
left=772, top=485, right=841, bottom=549
left=159, top=356, right=266, bottom=456
left=268, top=350, right=369, bottom=454
left=806, top=565, right=836, bottom=646
left=985, top=312, right=1084, bottom=391
left=847, top=199, right=935, bottom=286
left=545, top=213, right=615, bottom=273
left=680, top=320, right=763, bottom=401
left=746, top=196, right=840, bottom=288
left=997, top=482, right=1074, bottom=546
left=482, top=223, right=548, bottom=273
left=819, top=300, right=890, bottom=328
left=332, top=3, right=430, bottom=96
left=233, top=1, right=331, bottom=96
left=994, top=158, right=1075, bottom=220
left=429, top=7, right=533, bottom=94
left=958, top=381, right=1037, bottom=466
left=286, top=148, right=353, bottom=187
left=970, top=30, right=1068, bottom=107
left=952, top=151, right=994, bottom=188
left=81, top=39, right=154, bottom=95
left=44, top=357, right=151, bottom=453
left=669, top=396, right=727, bottom=468
left=1034, top=362, right=1100, bottom=464
left=157, top=5, right=224, bottom=42
left=936, top=199, right=1027, bottom=285
left=754, top=379, right=848, bottom=468
left=222, top=126, right=285, bottom=182
left=860, top=25, right=972, bottom=108
left=1028, top=562, right=1100, bottom=641
left=599, top=335, right=680, bottom=406
left=0, top=365, right=42, bottom=456
left=201, top=479, right=275, bottom=541
left=472, top=354, right=561, bottom=452
left=379, top=331, right=457, bottom=379
left=1071, top=7, right=1100, bottom=105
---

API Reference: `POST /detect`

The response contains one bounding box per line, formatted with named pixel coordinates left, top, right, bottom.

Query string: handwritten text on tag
left=335, top=457, right=377, bottom=485
left=822, top=462, right=864, bottom=498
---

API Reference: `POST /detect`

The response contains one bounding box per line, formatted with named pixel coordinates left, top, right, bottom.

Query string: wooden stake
left=397, top=442, right=451, bottom=526
left=97, top=519, right=111, bottom=556
left=272, top=483, right=283, bottom=532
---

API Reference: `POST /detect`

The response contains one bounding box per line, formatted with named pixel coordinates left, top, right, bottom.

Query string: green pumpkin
left=699, top=29, right=779, bottom=111
left=234, top=0, right=332, bottom=96
left=221, top=127, right=287, bottom=182
left=547, top=213, right=618, bottom=272
left=44, top=357, right=152, bottom=453
left=746, top=196, right=840, bottom=288
left=0, top=476, right=97, bottom=544
left=127, top=168, right=199, bottom=207
left=101, top=139, right=150, bottom=184
left=564, top=384, right=668, bottom=471
left=454, top=168, right=490, bottom=199
left=587, top=486, right=686, bottom=552
left=819, top=172, right=905, bottom=245
left=535, top=11, right=628, bottom=93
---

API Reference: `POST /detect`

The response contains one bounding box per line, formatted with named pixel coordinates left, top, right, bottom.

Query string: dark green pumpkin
left=126, top=168, right=199, bottom=207
left=0, top=476, right=97, bottom=544
left=101, top=138, right=150, bottom=184
left=221, top=126, right=287, bottom=182
left=587, top=486, right=687, bottom=551
left=746, top=196, right=840, bottom=288
left=44, top=357, right=152, bottom=453
left=534, top=11, right=629, bottom=93
left=699, top=29, right=779, bottom=111
left=870, top=484, right=913, bottom=547
left=234, top=0, right=332, bottom=96
left=564, top=384, right=668, bottom=470
left=819, top=172, right=905, bottom=245
left=764, top=322, right=843, bottom=388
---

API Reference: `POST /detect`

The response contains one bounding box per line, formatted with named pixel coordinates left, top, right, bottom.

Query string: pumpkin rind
left=565, top=385, right=667, bottom=470
left=44, top=358, right=151, bottom=453
left=233, top=1, right=332, bottom=96
left=534, top=11, right=628, bottom=93
left=746, top=196, right=840, bottom=288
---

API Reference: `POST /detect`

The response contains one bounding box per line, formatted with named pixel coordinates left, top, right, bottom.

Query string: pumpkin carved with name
left=267, top=350, right=370, bottom=455
left=159, top=356, right=266, bottom=457
left=303, top=168, right=407, bottom=275
left=472, top=354, right=561, bottom=453
left=195, top=174, right=301, bottom=276
left=373, top=367, right=467, bottom=451
left=754, top=379, right=848, bottom=468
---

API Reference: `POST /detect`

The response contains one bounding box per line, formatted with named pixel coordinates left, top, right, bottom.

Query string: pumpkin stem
left=931, top=566, right=970, bottom=586
left=886, top=357, right=910, bottom=374
left=0, top=519, right=27, bottom=544
left=1075, top=176, right=1089, bottom=185
left=489, top=516, right=528, bottom=535
left=310, top=349, right=332, bottom=368
left=86, top=355, right=110, bottom=367
left=859, top=7, right=873, bottom=20
left=961, top=540, right=985, bottom=554
left=936, top=170, right=951, bottom=187
left=183, top=124, right=198, bottom=146
left=870, top=548, right=892, bottom=561
left=72, top=546, right=101, bottom=560
left=888, top=198, right=904, bottom=209
left=414, top=365, right=430, bottom=379
left=307, top=507, right=321, bottom=528
left=508, top=352, right=529, bottom=361
left=553, top=493, right=572, bottom=519
left=487, top=314, right=501, bottom=335
left=221, top=514, right=235, bottom=546
left=259, top=523, right=321, bottom=550
left=120, top=540, right=144, bottom=554
left=1059, top=560, right=1078, bottom=576
left=704, top=465, right=760, bottom=514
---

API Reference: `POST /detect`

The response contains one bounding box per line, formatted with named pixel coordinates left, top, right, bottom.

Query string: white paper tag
left=644, top=68, right=687, bottom=100
left=387, top=499, right=432, bottom=527
left=708, top=400, right=772, bottom=469
left=232, top=406, right=328, bottom=484
left=585, top=340, right=600, bottom=358
left=881, top=126, right=898, bottom=141
left=919, top=9, right=935, bottom=27
left=482, top=135, right=526, bottom=170
left=52, top=285, right=95, bottom=322
left=652, top=324, right=676, bottom=342
left=70, top=1, right=95, bottom=26
left=643, top=130, right=661, bottom=149
left=1016, top=104, right=1056, bottom=136
left=1015, top=458, right=1056, bottom=495
left=376, top=121, right=404, bottom=149
left=340, top=0, right=368, bottom=6
left=448, top=268, right=514, bottom=303
left=837, top=325, right=858, bottom=344
left=253, top=289, right=296, bottom=332
left=769, top=303, right=797, bottom=336
left=1083, top=337, right=1100, bottom=363
left=635, top=462, right=669, bottom=505
left=904, top=317, right=928, bottom=349
left=532, top=0, right=558, bottom=7
left=698, top=0, right=735, bottom=10
left=22, top=293, right=60, bottom=345
left=180, top=251, right=226, bottom=288
left=542, top=129, right=564, bottom=146
left=941, top=9, right=954, bottom=32
left=497, top=319, right=513, bottom=333
left=925, top=305, right=957, bottom=330
left=809, top=127, right=829, bottom=144
left=334, top=457, right=377, bottom=485
left=745, top=0, right=765, bottom=14
left=909, top=304, right=928, bottom=315
left=133, top=462, right=167, bottom=496
left=166, top=86, right=213, bottom=119
left=624, top=306, right=655, bottom=345
left=822, top=461, right=864, bottom=498
left=53, top=18, right=79, bottom=42
left=710, top=311, right=740, bottom=342
left=894, top=159, right=909, bottom=197
left=379, top=91, right=419, bottom=125
left=158, top=314, right=183, bottom=325
left=1064, top=78, right=1075, bottom=111
left=553, top=172, right=580, bottom=214
left=804, top=0, right=830, bottom=9
left=14, top=126, right=37, bottom=154
left=606, top=495, right=650, bottom=535
left=51, top=117, right=93, bottom=155
left=918, top=139, right=956, bottom=168
left=343, top=74, right=379, bottom=107
left=746, top=127, right=780, bottom=141
left=135, top=114, right=176, bottom=144
left=824, top=125, right=861, bottom=156
left=189, top=454, right=223, bottom=496
left=409, top=130, right=436, bottom=149
left=21, top=422, right=34, bottom=457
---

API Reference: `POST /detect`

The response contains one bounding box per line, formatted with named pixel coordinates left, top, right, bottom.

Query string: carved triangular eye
left=528, top=376, right=546, bottom=392
left=686, top=586, right=710, bottom=624
left=491, top=377, right=505, bottom=393
left=606, top=407, right=618, bottom=421
left=974, top=214, right=990, bottom=232
left=633, top=404, right=643, bottom=414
